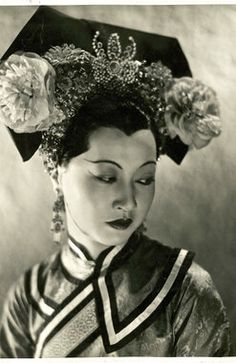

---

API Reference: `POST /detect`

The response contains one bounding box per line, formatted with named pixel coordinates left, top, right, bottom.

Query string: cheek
left=136, top=184, right=155, bottom=211
left=63, top=175, right=111, bottom=213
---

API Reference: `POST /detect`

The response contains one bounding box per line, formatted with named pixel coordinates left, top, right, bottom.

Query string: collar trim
left=35, top=242, right=126, bottom=357
left=68, top=238, right=91, bottom=262
left=94, top=247, right=194, bottom=353
left=29, top=264, right=55, bottom=318
left=68, top=235, right=94, bottom=261
left=35, top=283, right=94, bottom=357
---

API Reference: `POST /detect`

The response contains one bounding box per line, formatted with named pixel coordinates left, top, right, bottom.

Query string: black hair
left=59, top=95, right=158, bottom=165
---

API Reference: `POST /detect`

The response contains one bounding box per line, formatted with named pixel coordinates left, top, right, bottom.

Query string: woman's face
left=59, top=127, right=157, bottom=253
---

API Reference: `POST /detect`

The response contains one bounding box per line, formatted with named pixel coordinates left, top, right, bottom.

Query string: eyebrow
left=84, top=159, right=156, bottom=169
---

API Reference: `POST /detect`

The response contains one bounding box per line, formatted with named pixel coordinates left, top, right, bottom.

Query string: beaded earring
left=50, top=168, right=66, bottom=243
left=51, top=188, right=66, bottom=243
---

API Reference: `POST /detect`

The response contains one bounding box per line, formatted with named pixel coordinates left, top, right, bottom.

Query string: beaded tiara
left=0, top=31, right=221, bottom=174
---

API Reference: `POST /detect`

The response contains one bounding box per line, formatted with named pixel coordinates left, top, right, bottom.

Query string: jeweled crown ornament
left=92, top=31, right=139, bottom=83
left=39, top=31, right=173, bottom=174
left=0, top=31, right=222, bottom=176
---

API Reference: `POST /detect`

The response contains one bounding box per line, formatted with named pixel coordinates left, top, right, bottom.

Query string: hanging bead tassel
left=51, top=190, right=66, bottom=244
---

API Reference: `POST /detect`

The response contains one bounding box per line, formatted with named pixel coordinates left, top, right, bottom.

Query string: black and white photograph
left=0, top=3, right=235, bottom=358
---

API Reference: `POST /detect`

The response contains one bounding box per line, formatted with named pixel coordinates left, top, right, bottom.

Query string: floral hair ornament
left=0, top=52, right=64, bottom=133
left=0, top=31, right=221, bottom=176
left=164, top=77, right=221, bottom=149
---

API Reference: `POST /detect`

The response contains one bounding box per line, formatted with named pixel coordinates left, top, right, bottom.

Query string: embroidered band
left=42, top=299, right=98, bottom=357
left=34, top=241, right=193, bottom=357
left=35, top=283, right=93, bottom=357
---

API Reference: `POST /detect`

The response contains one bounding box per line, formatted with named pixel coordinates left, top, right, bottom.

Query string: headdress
left=0, top=7, right=222, bottom=243
left=0, top=7, right=221, bottom=175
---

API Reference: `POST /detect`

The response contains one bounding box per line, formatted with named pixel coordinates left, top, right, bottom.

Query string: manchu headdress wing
left=0, top=6, right=221, bottom=166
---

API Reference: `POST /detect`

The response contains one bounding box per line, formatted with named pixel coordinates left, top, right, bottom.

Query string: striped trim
left=34, top=243, right=125, bottom=357
left=34, top=240, right=192, bottom=356
left=100, top=243, right=126, bottom=272
left=68, top=238, right=93, bottom=262
left=35, top=283, right=93, bottom=357
left=30, top=264, right=55, bottom=317
left=97, top=248, right=189, bottom=347
left=42, top=298, right=97, bottom=357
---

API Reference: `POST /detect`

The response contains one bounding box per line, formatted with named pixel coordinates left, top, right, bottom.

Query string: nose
left=112, top=182, right=137, bottom=213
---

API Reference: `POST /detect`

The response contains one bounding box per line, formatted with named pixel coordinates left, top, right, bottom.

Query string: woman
left=0, top=9, right=232, bottom=358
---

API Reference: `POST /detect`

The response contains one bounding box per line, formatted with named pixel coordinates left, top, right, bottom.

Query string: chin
left=98, top=228, right=135, bottom=247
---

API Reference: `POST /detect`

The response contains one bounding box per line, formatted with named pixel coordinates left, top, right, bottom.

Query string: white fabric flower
left=0, top=52, right=65, bottom=133
left=164, top=77, right=221, bottom=149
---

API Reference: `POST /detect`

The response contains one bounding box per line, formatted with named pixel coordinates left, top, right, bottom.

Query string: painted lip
left=106, top=218, right=133, bottom=230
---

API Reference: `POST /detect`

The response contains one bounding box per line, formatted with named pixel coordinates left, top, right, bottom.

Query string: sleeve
left=172, top=262, right=233, bottom=356
left=0, top=272, right=34, bottom=358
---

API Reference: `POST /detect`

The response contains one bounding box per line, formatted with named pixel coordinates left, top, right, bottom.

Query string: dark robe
left=0, top=234, right=232, bottom=357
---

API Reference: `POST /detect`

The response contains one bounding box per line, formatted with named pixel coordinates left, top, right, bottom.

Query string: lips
left=106, top=218, right=133, bottom=230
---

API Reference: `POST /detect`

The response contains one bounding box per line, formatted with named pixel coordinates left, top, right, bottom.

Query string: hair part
left=59, top=95, right=158, bottom=165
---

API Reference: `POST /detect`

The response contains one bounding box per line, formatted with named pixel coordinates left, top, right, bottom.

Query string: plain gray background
left=0, top=5, right=235, bottom=354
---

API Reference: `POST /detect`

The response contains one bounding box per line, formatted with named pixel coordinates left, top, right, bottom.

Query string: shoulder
left=184, top=261, right=215, bottom=290
left=179, top=260, right=225, bottom=309
left=136, top=235, right=218, bottom=292
left=171, top=261, right=232, bottom=356
left=0, top=252, right=61, bottom=358
left=131, top=234, right=224, bottom=308
left=28, top=251, right=61, bottom=286
left=3, top=251, right=60, bottom=311
left=171, top=260, right=229, bottom=333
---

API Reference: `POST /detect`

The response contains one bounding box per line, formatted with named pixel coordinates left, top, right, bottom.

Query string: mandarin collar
left=60, top=233, right=141, bottom=281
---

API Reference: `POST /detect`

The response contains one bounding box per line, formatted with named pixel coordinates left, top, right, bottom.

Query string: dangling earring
left=51, top=187, right=66, bottom=244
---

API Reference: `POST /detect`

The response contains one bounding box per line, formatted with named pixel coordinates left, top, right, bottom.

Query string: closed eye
left=94, top=175, right=116, bottom=184
left=136, top=177, right=155, bottom=186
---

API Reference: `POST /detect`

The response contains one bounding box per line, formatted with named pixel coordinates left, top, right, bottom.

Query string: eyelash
left=137, top=177, right=155, bottom=186
left=95, top=176, right=155, bottom=186
left=95, top=176, right=116, bottom=184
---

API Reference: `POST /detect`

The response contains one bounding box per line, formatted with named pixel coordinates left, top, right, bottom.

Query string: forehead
left=84, top=127, right=157, bottom=164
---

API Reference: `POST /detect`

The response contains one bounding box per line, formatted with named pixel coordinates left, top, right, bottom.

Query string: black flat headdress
left=2, top=6, right=192, bottom=164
